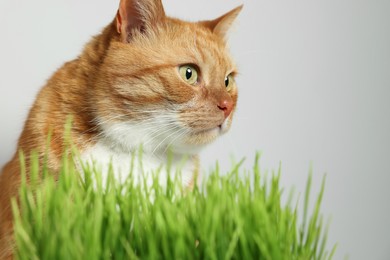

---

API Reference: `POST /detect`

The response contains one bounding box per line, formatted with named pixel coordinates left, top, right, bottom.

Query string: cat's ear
left=202, top=5, right=243, bottom=40
left=116, top=0, right=166, bottom=42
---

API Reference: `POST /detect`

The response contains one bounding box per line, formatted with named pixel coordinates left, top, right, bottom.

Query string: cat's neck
left=80, top=138, right=199, bottom=188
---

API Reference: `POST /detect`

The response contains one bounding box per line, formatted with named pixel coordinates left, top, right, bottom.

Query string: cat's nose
left=217, top=99, right=233, bottom=118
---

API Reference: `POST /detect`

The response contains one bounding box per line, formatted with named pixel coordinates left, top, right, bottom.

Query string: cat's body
left=0, top=0, right=242, bottom=258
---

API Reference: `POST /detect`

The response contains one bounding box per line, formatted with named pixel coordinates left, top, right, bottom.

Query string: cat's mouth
left=192, top=119, right=230, bottom=136
left=174, top=119, right=231, bottom=152
left=218, top=118, right=231, bottom=134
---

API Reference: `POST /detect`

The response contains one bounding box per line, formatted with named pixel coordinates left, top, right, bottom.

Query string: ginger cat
left=0, top=0, right=242, bottom=257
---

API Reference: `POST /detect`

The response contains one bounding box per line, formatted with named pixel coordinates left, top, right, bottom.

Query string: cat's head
left=94, top=0, right=242, bottom=154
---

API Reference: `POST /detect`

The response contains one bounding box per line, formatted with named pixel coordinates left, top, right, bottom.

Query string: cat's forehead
left=110, top=19, right=236, bottom=78
left=165, top=19, right=236, bottom=73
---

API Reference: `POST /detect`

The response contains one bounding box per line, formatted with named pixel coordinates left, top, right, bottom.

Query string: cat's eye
left=225, top=74, right=234, bottom=89
left=179, top=65, right=199, bottom=85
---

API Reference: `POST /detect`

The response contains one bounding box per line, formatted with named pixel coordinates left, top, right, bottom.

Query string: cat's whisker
left=133, top=118, right=178, bottom=133
left=151, top=126, right=186, bottom=156
left=143, top=122, right=180, bottom=142
left=130, top=116, right=176, bottom=128
left=142, top=124, right=181, bottom=148
left=164, top=128, right=189, bottom=153
left=86, top=116, right=180, bottom=151
left=130, top=109, right=178, bottom=114
left=86, top=114, right=174, bottom=138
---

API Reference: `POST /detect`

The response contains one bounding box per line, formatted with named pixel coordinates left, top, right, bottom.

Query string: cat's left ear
left=116, top=0, right=166, bottom=42
left=201, top=5, right=243, bottom=40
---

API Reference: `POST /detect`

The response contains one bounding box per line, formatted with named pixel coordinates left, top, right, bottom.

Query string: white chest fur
left=80, top=142, right=197, bottom=188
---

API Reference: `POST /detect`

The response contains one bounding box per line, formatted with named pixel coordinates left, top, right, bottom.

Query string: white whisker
left=164, top=128, right=189, bottom=153
left=151, top=126, right=185, bottom=156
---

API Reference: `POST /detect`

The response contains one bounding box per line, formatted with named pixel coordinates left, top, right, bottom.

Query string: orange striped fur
left=0, top=0, right=242, bottom=258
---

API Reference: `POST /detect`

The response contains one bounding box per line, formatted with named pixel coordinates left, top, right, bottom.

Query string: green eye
left=225, top=74, right=234, bottom=88
left=179, top=65, right=198, bottom=85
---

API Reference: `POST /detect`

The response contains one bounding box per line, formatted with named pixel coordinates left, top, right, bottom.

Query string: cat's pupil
left=186, top=68, right=192, bottom=80
left=225, top=77, right=229, bottom=87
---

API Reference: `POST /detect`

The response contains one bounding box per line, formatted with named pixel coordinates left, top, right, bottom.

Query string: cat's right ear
left=116, top=0, right=166, bottom=42
left=201, top=5, right=243, bottom=41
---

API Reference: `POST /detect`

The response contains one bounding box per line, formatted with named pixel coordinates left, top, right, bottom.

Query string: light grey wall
left=1, top=0, right=389, bottom=259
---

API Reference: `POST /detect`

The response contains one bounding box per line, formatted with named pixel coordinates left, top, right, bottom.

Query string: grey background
left=1, top=0, right=389, bottom=259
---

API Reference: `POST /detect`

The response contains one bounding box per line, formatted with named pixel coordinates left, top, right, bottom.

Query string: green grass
left=12, top=152, right=337, bottom=259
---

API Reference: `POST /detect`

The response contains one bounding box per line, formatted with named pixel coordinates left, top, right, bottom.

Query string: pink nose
left=218, top=99, right=233, bottom=118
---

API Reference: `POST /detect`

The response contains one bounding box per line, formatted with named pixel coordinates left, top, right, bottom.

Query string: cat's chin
left=172, top=125, right=227, bottom=155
